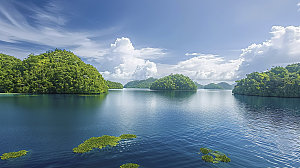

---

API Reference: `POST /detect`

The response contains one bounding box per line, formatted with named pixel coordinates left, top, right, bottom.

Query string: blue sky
left=1, top=0, right=300, bottom=84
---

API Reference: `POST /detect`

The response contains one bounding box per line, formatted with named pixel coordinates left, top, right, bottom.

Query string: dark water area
left=0, top=89, right=299, bottom=168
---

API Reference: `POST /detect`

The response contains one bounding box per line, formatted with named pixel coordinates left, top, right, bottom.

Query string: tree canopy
left=233, top=63, right=300, bottom=97
left=124, top=77, right=157, bottom=88
left=150, top=74, right=197, bottom=90
left=0, top=49, right=108, bottom=94
left=107, top=80, right=123, bottom=89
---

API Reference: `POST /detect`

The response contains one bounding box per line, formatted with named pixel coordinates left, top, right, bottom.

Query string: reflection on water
left=0, top=90, right=299, bottom=168
left=234, top=95, right=300, bottom=167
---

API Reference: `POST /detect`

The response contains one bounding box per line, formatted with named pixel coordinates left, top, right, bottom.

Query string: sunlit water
left=0, top=89, right=299, bottom=168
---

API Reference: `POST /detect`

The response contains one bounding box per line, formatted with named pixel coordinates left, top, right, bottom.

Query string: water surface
left=0, top=89, right=299, bottom=168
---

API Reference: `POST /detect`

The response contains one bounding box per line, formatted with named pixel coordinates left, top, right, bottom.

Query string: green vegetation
left=194, top=82, right=204, bottom=89
left=124, top=77, right=157, bottom=88
left=204, top=83, right=223, bottom=89
left=0, top=49, right=108, bottom=94
left=73, top=134, right=137, bottom=153
left=199, top=147, right=231, bottom=163
left=107, top=80, right=123, bottom=89
left=1, top=150, right=28, bottom=160
left=150, top=74, right=197, bottom=90
left=233, top=63, right=300, bottom=97
left=203, top=82, right=233, bottom=90
left=120, top=163, right=140, bottom=168
left=120, top=134, right=137, bottom=139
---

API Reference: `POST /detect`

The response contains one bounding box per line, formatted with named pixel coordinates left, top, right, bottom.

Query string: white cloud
left=238, top=26, right=300, bottom=76
left=298, top=2, right=300, bottom=11
left=97, top=37, right=160, bottom=83
left=157, top=54, right=243, bottom=83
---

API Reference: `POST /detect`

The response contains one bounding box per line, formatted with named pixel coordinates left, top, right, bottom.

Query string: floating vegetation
left=1, top=150, right=28, bottom=160
left=73, top=134, right=137, bottom=153
left=199, top=147, right=231, bottom=163
left=120, top=163, right=140, bottom=168
left=120, top=134, right=137, bottom=139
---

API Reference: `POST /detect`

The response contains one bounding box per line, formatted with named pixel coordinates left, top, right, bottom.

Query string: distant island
left=124, top=77, right=157, bottom=88
left=233, top=63, right=300, bottom=97
left=107, top=80, right=123, bottom=89
left=197, top=82, right=234, bottom=90
left=0, top=49, right=108, bottom=94
left=150, top=74, right=197, bottom=90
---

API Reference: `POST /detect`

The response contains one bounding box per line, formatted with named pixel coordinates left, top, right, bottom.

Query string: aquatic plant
left=73, top=134, right=137, bottom=153
left=200, top=148, right=212, bottom=154
left=199, top=147, right=231, bottom=163
left=1, top=150, right=28, bottom=160
left=120, top=134, right=137, bottom=139
left=120, top=163, right=140, bottom=168
left=202, top=155, right=214, bottom=163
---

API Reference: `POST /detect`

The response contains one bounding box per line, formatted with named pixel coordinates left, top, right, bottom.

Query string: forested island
left=233, top=63, right=300, bottom=97
left=0, top=49, right=108, bottom=94
left=150, top=74, right=197, bottom=90
left=107, top=80, right=123, bottom=89
left=124, top=77, right=157, bottom=88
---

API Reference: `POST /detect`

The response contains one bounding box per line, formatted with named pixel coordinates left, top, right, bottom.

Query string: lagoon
left=0, top=89, right=299, bottom=167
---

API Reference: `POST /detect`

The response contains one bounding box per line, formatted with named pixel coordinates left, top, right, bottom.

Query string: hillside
left=0, top=49, right=108, bottom=94
left=233, top=63, right=300, bottom=97
left=150, top=74, right=197, bottom=90
left=107, top=80, right=123, bottom=89
left=124, top=77, right=157, bottom=88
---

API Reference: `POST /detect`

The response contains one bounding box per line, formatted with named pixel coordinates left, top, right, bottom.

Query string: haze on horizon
left=0, top=0, right=300, bottom=84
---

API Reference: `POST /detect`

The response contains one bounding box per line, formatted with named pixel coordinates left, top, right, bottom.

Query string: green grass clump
left=73, top=135, right=121, bottom=153
left=120, top=134, right=137, bottom=139
left=1, top=150, right=28, bottom=160
left=120, top=163, right=140, bottom=168
left=199, top=147, right=231, bottom=164
left=200, top=148, right=212, bottom=154
left=202, top=155, right=214, bottom=163
left=73, top=134, right=137, bottom=153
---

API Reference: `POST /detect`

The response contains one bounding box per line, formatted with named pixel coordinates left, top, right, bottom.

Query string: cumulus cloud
left=238, top=26, right=300, bottom=76
left=157, top=54, right=243, bottom=83
left=96, top=37, right=160, bottom=83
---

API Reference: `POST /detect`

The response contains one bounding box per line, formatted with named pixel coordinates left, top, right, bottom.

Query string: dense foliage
left=107, top=80, right=123, bottom=89
left=120, top=163, right=140, bottom=168
left=73, top=134, right=137, bottom=153
left=0, top=50, right=108, bottom=94
left=124, top=77, right=157, bottom=88
left=199, top=147, right=231, bottom=163
left=150, top=74, right=197, bottom=90
left=203, top=82, right=233, bottom=90
left=1, top=150, right=28, bottom=160
left=233, top=64, right=300, bottom=97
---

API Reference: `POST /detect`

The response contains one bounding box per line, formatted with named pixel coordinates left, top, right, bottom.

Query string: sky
left=0, top=0, right=300, bottom=84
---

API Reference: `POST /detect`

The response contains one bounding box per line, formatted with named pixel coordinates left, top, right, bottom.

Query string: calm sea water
left=0, top=89, right=299, bottom=168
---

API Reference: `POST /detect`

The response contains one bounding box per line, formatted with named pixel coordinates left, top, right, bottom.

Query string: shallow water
left=0, top=89, right=299, bottom=168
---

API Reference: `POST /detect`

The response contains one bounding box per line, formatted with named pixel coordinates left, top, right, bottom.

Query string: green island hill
left=107, top=80, right=123, bottom=89
left=1, top=150, right=28, bottom=160
left=196, top=82, right=234, bottom=90
left=199, top=147, right=231, bottom=163
left=120, top=163, right=140, bottom=168
left=0, top=49, right=108, bottom=94
left=124, top=77, right=157, bottom=88
left=73, top=134, right=137, bottom=153
left=150, top=74, right=197, bottom=90
left=233, top=63, right=300, bottom=97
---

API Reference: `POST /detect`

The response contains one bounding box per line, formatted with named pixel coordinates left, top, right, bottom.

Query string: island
left=120, top=163, right=140, bottom=168
left=73, top=134, right=137, bottom=153
left=150, top=74, right=197, bottom=90
left=195, top=82, right=233, bottom=90
left=199, top=147, right=231, bottom=163
left=107, top=80, right=123, bottom=89
left=233, top=63, right=300, bottom=97
left=124, top=77, right=157, bottom=88
left=1, top=150, right=28, bottom=160
left=0, top=49, right=108, bottom=94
